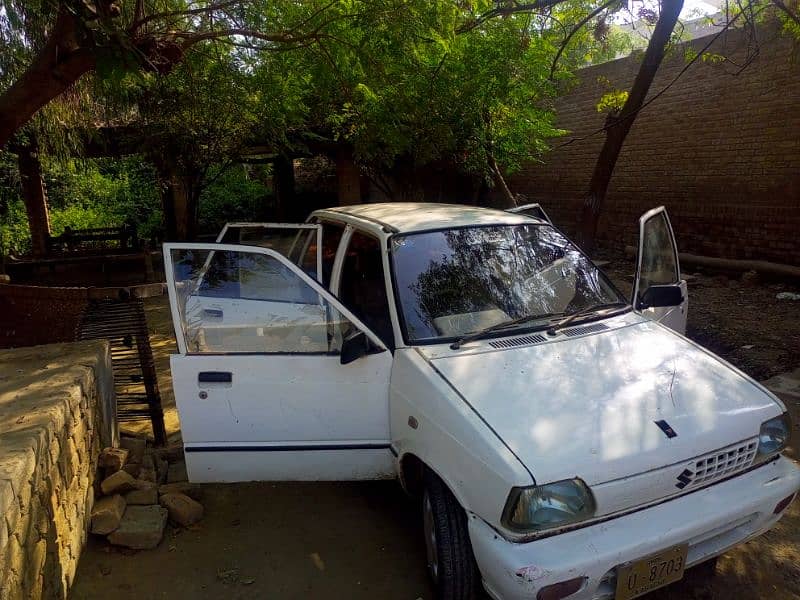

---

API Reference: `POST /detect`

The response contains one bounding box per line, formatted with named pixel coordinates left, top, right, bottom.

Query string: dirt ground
left=71, top=255, right=800, bottom=600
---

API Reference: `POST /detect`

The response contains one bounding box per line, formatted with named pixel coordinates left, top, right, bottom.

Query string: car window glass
left=639, top=214, right=679, bottom=300
left=219, top=225, right=319, bottom=279
left=297, top=229, right=318, bottom=279
left=339, top=232, right=393, bottom=346
left=391, top=225, right=623, bottom=342
left=170, top=248, right=354, bottom=354
left=515, top=205, right=548, bottom=221
left=320, top=222, right=345, bottom=287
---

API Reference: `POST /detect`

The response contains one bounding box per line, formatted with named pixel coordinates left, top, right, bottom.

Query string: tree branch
left=457, top=0, right=570, bottom=33
left=548, top=0, right=619, bottom=80
left=772, top=0, right=800, bottom=27
left=130, top=1, right=243, bottom=32
left=556, top=2, right=753, bottom=150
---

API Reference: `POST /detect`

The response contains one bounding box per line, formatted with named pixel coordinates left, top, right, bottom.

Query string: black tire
left=422, top=469, right=479, bottom=600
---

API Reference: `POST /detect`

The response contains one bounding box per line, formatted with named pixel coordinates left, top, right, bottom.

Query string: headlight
left=755, top=413, right=792, bottom=463
left=502, top=478, right=596, bottom=533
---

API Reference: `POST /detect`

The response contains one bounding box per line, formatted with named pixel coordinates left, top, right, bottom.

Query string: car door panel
left=633, top=207, right=688, bottom=334
left=164, top=242, right=392, bottom=482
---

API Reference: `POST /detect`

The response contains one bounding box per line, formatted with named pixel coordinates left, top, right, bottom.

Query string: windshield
left=390, top=224, right=625, bottom=343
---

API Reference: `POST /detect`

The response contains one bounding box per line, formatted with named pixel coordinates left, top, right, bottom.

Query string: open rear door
left=217, top=222, right=322, bottom=281
left=507, top=203, right=551, bottom=223
left=633, top=207, right=688, bottom=334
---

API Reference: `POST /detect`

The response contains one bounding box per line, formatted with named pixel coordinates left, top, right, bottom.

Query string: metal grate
left=562, top=323, right=609, bottom=337
left=489, top=333, right=548, bottom=349
left=76, top=297, right=167, bottom=445
left=690, top=439, right=758, bottom=487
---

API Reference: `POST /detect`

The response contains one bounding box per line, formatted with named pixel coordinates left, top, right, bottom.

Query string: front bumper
left=469, top=456, right=800, bottom=600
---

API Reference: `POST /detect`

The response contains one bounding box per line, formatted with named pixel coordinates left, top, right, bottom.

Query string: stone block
left=4, top=491, right=21, bottom=541
left=160, top=493, right=203, bottom=527
left=61, top=437, right=80, bottom=485
left=167, top=461, right=188, bottom=484
left=48, top=436, right=61, bottom=470
left=122, top=463, right=141, bottom=478
left=120, top=437, right=147, bottom=465
left=0, top=503, right=8, bottom=557
left=158, top=482, right=203, bottom=501
left=30, top=494, right=49, bottom=539
left=0, top=478, right=15, bottom=539
left=154, top=455, right=168, bottom=484
left=0, top=446, right=36, bottom=500
left=153, top=442, right=185, bottom=463
left=125, top=483, right=158, bottom=506
left=138, top=466, right=157, bottom=485
left=13, top=498, right=32, bottom=547
left=98, top=447, right=128, bottom=472
left=107, top=505, right=168, bottom=550
left=90, top=494, right=126, bottom=535
left=24, top=539, right=47, bottom=599
left=100, top=470, right=137, bottom=496
left=4, top=533, right=25, bottom=580
left=0, top=339, right=116, bottom=597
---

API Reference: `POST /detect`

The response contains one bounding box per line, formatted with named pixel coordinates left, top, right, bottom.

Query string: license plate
left=615, top=544, right=688, bottom=600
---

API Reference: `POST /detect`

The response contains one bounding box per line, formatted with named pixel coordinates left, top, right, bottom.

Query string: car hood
left=422, top=317, right=783, bottom=486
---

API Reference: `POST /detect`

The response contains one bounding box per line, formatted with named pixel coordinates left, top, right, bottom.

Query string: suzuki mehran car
left=163, top=203, right=799, bottom=600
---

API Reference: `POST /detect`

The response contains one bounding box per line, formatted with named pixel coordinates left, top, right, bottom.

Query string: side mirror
left=340, top=329, right=370, bottom=365
left=640, top=284, right=683, bottom=309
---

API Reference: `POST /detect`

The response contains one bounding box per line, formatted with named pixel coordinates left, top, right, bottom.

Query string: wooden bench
left=47, top=225, right=140, bottom=254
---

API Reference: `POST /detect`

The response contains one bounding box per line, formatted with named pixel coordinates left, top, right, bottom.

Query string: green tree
left=0, top=0, right=363, bottom=148
left=257, top=0, right=626, bottom=205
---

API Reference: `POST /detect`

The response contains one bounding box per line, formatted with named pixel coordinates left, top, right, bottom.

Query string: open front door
left=633, top=207, right=688, bottom=334
left=217, top=222, right=322, bottom=281
left=507, top=203, right=551, bottom=223
left=164, top=243, right=393, bottom=482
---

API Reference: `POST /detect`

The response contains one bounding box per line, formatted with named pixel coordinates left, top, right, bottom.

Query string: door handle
left=198, top=371, right=232, bottom=384
left=203, top=308, right=223, bottom=318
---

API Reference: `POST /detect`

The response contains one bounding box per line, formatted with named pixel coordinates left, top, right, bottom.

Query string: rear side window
left=320, top=221, right=345, bottom=287
left=339, top=232, right=393, bottom=346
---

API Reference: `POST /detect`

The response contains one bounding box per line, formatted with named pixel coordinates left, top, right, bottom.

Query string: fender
left=389, top=348, right=532, bottom=528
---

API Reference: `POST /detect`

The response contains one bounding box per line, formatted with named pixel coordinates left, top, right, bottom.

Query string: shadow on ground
left=71, top=481, right=433, bottom=600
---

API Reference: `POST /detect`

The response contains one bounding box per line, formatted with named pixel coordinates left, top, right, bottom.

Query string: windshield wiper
left=450, top=312, right=563, bottom=350
left=545, top=302, right=628, bottom=337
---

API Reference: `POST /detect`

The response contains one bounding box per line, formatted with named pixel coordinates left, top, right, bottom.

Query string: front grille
left=688, top=439, right=758, bottom=487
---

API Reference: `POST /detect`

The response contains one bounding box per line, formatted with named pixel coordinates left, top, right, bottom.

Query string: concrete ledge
left=0, top=341, right=116, bottom=599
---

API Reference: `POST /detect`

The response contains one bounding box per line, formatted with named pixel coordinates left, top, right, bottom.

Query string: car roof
left=315, top=202, right=535, bottom=235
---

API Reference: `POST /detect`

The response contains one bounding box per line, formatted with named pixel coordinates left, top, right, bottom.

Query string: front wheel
left=422, top=470, right=478, bottom=600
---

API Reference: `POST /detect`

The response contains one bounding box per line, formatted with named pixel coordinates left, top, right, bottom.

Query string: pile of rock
left=89, top=436, right=204, bottom=550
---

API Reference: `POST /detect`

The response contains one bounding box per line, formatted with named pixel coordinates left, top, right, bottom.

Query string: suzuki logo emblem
left=675, top=469, right=693, bottom=489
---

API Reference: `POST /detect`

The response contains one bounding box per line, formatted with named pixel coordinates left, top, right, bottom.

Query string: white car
left=163, top=203, right=799, bottom=600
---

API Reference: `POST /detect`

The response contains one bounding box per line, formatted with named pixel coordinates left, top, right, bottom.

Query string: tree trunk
left=158, top=164, right=201, bottom=241
left=489, top=154, right=517, bottom=209
left=0, top=6, right=95, bottom=149
left=17, top=144, right=51, bottom=257
left=577, top=0, right=684, bottom=254
left=336, top=148, right=362, bottom=205
left=273, top=155, right=295, bottom=220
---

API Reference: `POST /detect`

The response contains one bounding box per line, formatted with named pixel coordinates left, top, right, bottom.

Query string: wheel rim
left=423, top=490, right=439, bottom=581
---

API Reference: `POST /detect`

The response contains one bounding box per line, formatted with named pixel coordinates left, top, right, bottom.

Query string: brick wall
left=0, top=282, right=166, bottom=349
left=507, top=20, right=800, bottom=265
left=0, top=284, right=89, bottom=349
left=0, top=341, right=116, bottom=600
